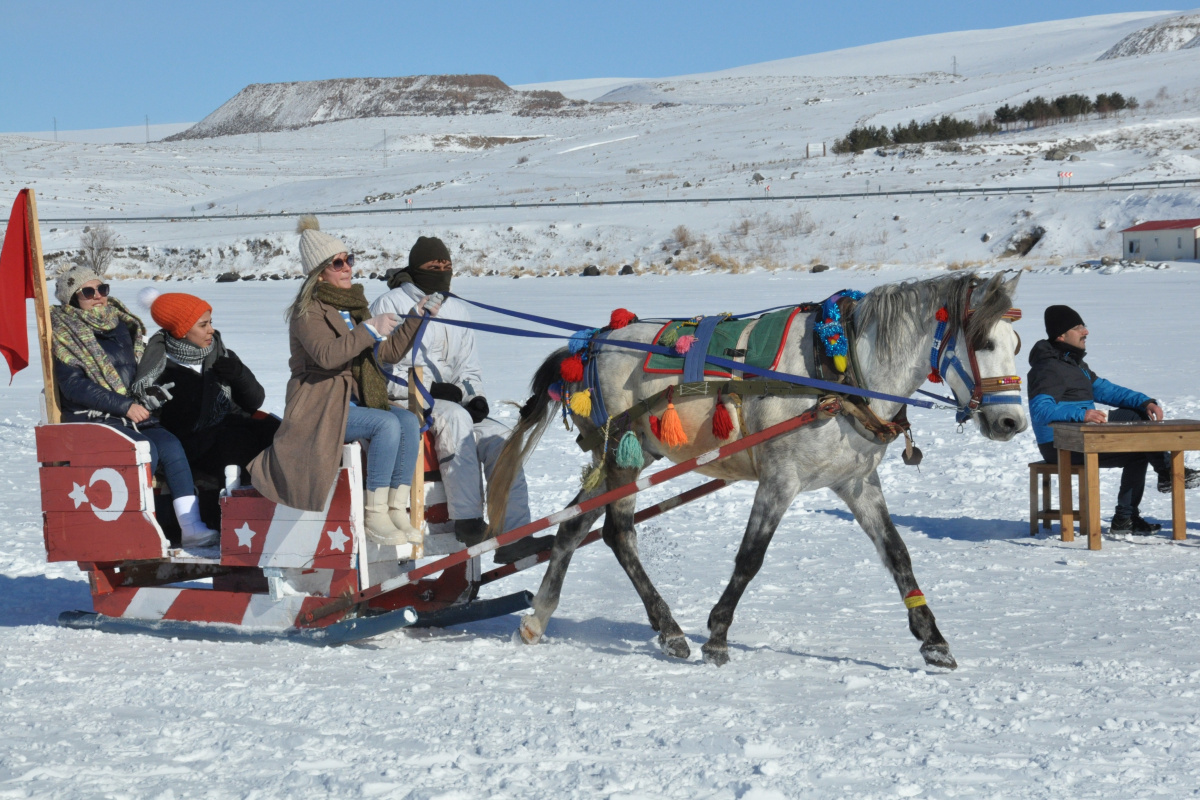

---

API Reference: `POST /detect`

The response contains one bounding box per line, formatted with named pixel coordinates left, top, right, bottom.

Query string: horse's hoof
left=702, top=642, right=729, bottom=666
left=659, top=633, right=690, bottom=659
left=518, top=616, right=543, bottom=645
left=920, top=642, right=957, bottom=670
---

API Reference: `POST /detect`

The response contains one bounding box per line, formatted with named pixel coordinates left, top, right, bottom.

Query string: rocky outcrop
left=167, top=75, right=599, bottom=140
left=1098, top=14, right=1200, bottom=60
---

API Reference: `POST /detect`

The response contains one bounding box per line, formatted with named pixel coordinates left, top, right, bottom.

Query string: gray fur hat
left=297, top=215, right=348, bottom=273
left=54, top=263, right=104, bottom=305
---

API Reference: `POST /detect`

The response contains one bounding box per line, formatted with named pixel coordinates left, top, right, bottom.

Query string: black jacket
left=54, top=319, right=140, bottom=419
left=154, top=336, right=265, bottom=455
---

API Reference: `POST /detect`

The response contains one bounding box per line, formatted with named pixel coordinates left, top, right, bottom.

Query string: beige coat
left=248, top=298, right=421, bottom=511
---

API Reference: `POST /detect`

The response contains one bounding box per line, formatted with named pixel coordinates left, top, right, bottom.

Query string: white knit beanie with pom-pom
left=297, top=215, right=348, bottom=273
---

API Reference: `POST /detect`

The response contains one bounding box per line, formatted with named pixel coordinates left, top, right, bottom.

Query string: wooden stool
left=1029, top=461, right=1084, bottom=536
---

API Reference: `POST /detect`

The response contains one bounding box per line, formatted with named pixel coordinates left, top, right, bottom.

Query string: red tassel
left=935, top=308, right=949, bottom=323
left=561, top=354, right=585, bottom=383
left=609, top=308, right=637, bottom=329
left=674, top=334, right=697, bottom=354
left=712, top=400, right=734, bottom=440
left=649, top=415, right=661, bottom=439
left=927, top=370, right=942, bottom=384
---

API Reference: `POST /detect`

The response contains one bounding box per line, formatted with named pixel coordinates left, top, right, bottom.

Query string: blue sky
left=0, top=1, right=1179, bottom=132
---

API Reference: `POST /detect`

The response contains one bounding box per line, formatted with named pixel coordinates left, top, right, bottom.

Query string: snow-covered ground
left=2, top=266, right=1200, bottom=798
left=2, top=11, right=1199, bottom=278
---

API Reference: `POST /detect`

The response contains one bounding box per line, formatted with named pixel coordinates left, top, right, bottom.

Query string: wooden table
left=1051, top=419, right=1200, bottom=550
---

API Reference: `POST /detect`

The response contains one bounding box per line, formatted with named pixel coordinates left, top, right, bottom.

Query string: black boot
left=493, top=535, right=554, bottom=564
left=1158, top=467, right=1200, bottom=493
left=453, top=517, right=488, bottom=546
left=1109, top=514, right=1162, bottom=535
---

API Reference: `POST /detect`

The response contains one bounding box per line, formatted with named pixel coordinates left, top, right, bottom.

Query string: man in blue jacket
left=1028, top=305, right=1199, bottom=534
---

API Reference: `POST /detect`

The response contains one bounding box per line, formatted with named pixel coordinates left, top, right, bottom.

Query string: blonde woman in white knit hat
left=247, top=216, right=442, bottom=553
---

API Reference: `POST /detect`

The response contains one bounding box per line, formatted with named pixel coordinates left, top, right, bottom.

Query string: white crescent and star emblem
left=66, top=468, right=129, bottom=522
left=326, top=526, right=350, bottom=552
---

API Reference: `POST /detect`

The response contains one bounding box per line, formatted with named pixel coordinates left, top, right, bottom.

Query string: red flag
left=0, top=190, right=35, bottom=379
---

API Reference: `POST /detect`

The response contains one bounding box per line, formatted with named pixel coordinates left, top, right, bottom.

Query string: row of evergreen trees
left=831, top=90, right=1140, bottom=154
left=993, top=92, right=1138, bottom=128
left=831, top=115, right=999, bottom=154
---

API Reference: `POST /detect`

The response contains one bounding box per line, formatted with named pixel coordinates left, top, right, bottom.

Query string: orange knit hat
left=139, top=289, right=211, bottom=339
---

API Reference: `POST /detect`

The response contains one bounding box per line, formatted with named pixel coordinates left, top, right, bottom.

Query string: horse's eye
left=980, top=339, right=995, bottom=352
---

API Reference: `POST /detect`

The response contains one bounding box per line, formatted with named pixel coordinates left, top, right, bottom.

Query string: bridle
left=928, top=285, right=1023, bottom=424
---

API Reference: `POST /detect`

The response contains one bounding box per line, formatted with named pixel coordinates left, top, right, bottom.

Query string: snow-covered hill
left=1098, top=11, right=1200, bottom=59
left=168, top=75, right=596, bottom=140
left=3, top=11, right=1199, bottom=280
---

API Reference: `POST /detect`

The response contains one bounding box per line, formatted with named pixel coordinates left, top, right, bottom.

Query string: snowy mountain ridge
left=167, top=75, right=598, bottom=140
left=1098, top=11, right=1200, bottom=59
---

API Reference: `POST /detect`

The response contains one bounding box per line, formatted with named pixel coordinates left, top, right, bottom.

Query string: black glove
left=141, top=382, right=175, bottom=411
left=465, top=396, right=489, bottom=424
left=430, top=382, right=464, bottom=403
left=210, top=355, right=243, bottom=382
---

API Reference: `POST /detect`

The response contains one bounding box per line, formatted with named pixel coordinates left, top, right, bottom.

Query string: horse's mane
left=853, top=272, right=1014, bottom=357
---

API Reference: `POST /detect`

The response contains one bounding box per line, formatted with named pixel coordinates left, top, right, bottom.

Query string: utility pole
left=952, top=56, right=958, bottom=77
left=145, top=115, right=150, bottom=144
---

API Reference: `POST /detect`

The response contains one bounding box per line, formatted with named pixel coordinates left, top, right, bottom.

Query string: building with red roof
left=1120, top=219, right=1200, bottom=261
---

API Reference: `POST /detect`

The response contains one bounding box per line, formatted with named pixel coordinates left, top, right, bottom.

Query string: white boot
left=387, top=486, right=425, bottom=546
left=365, top=487, right=410, bottom=546
left=173, top=495, right=219, bottom=548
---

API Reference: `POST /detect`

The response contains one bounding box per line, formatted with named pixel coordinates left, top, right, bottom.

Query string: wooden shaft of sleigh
left=299, top=398, right=838, bottom=625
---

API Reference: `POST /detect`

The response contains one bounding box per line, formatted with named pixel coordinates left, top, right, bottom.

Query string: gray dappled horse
left=487, top=272, right=1026, bottom=668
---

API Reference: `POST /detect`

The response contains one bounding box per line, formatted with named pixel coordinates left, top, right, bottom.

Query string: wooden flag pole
left=25, top=189, right=60, bottom=424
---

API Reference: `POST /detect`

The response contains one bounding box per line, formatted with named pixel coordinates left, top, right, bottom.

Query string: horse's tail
left=486, top=348, right=570, bottom=537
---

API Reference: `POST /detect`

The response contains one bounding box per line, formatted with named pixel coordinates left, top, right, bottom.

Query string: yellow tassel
left=833, top=355, right=848, bottom=373
left=569, top=389, right=592, bottom=418
left=659, top=401, right=687, bottom=448
left=581, top=462, right=605, bottom=491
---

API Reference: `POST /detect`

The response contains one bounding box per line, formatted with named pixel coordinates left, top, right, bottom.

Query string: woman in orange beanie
left=132, top=288, right=280, bottom=492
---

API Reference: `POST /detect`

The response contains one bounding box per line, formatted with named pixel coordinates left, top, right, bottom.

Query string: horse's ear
left=1002, top=270, right=1021, bottom=298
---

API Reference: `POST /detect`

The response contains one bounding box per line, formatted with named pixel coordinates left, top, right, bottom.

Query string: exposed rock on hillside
left=1098, top=13, right=1200, bottom=59
left=168, top=75, right=600, bottom=140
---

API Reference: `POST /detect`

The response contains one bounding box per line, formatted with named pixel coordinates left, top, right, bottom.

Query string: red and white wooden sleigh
left=42, top=413, right=533, bottom=645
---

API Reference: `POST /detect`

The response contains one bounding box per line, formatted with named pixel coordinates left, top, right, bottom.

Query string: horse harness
left=573, top=287, right=1023, bottom=464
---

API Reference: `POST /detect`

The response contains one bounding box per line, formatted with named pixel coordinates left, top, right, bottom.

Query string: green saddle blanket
left=642, top=307, right=801, bottom=377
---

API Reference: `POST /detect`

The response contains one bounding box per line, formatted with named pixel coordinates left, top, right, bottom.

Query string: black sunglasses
left=79, top=283, right=111, bottom=300
left=328, top=254, right=356, bottom=271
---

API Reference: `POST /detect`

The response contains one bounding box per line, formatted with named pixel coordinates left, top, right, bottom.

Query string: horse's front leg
left=832, top=469, right=957, bottom=670
left=703, top=478, right=799, bottom=666
left=602, top=483, right=689, bottom=658
left=518, top=486, right=605, bottom=646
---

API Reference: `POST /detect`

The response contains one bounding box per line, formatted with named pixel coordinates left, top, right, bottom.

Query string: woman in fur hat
left=132, top=289, right=280, bottom=486
left=248, top=217, right=440, bottom=554
left=50, top=265, right=220, bottom=548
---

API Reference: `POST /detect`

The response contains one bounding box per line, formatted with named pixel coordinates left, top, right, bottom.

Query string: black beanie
left=1044, top=305, right=1085, bottom=340
left=408, top=236, right=451, bottom=269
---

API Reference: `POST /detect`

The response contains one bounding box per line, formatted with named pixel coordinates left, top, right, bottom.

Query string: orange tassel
left=659, top=401, right=687, bottom=447
left=712, top=399, right=734, bottom=439
left=648, top=415, right=661, bottom=439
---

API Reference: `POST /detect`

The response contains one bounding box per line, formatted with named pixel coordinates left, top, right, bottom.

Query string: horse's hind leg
left=702, top=479, right=798, bottom=666
left=602, top=489, right=689, bottom=659
left=518, top=487, right=604, bottom=646
left=832, top=469, right=957, bottom=670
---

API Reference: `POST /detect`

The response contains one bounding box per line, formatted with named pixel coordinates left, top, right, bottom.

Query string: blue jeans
left=344, top=405, right=421, bottom=491
left=128, top=426, right=196, bottom=500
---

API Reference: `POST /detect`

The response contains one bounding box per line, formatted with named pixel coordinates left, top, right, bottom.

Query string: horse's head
left=940, top=272, right=1028, bottom=441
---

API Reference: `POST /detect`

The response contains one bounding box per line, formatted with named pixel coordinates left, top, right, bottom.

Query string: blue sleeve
left=1029, top=393, right=1085, bottom=427
left=1092, top=377, right=1151, bottom=411
left=54, top=359, right=133, bottom=417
